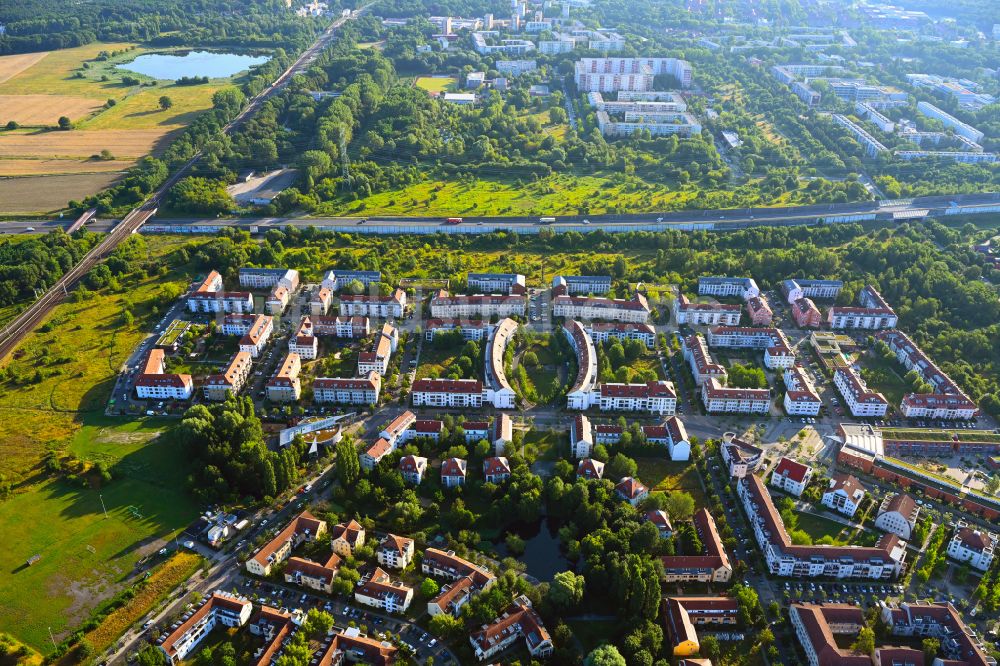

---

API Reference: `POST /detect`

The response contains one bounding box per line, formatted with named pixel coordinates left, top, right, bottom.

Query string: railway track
left=0, top=9, right=363, bottom=361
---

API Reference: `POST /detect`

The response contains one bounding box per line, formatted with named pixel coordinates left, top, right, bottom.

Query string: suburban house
left=469, top=595, right=552, bottom=661
left=399, top=455, right=428, bottom=484
left=946, top=524, right=997, bottom=571
left=377, top=534, right=415, bottom=569
left=245, top=511, right=327, bottom=577
left=771, top=457, right=814, bottom=497
left=441, top=457, right=468, bottom=487
left=135, top=348, right=194, bottom=400
left=266, top=353, right=302, bottom=402
left=482, top=457, right=512, bottom=484
left=157, top=592, right=252, bottom=664
left=875, top=493, right=920, bottom=541
left=822, top=474, right=867, bottom=517
left=615, top=477, right=649, bottom=506
left=660, top=509, right=733, bottom=583
left=354, top=567, right=414, bottom=613
left=577, top=458, right=605, bottom=480
left=330, top=519, right=366, bottom=557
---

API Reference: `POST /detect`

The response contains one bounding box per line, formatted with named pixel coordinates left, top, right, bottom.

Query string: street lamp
left=99, top=493, right=108, bottom=519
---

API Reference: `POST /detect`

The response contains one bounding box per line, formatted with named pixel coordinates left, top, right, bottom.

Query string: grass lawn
left=415, top=344, right=461, bottom=381
left=522, top=429, right=565, bottom=461
left=565, top=619, right=619, bottom=654
left=637, top=458, right=707, bottom=506
left=792, top=510, right=849, bottom=544
left=413, top=76, right=456, bottom=94
left=861, top=353, right=910, bottom=408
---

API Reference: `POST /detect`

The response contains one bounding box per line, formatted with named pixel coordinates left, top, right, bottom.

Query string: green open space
left=565, top=619, right=620, bottom=654
left=638, top=458, right=707, bottom=506
left=413, top=76, right=456, bottom=94
left=859, top=353, right=910, bottom=408
left=791, top=510, right=850, bottom=544
left=414, top=344, right=460, bottom=381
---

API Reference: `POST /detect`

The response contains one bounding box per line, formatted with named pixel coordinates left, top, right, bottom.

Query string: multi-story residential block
left=822, top=474, right=867, bottom=517
left=288, top=317, right=317, bottom=359
left=406, top=419, right=443, bottom=443
left=238, top=267, right=299, bottom=291
left=577, top=457, right=605, bottom=480
left=740, top=474, right=906, bottom=579
left=564, top=320, right=598, bottom=410
left=377, top=534, right=415, bottom=569
left=248, top=606, right=296, bottom=666
left=587, top=322, right=656, bottom=347
left=595, top=109, right=702, bottom=137
left=665, top=596, right=739, bottom=657
left=539, top=39, right=575, bottom=55
left=720, top=433, right=763, bottom=477
left=187, top=271, right=254, bottom=313
left=361, top=438, right=392, bottom=470
left=782, top=278, right=844, bottom=303
left=789, top=603, right=869, bottom=666
left=701, top=378, right=770, bottom=414
left=597, top=381, right=677, bottom=414
left=484, top=318, right=517, bottom=409
left=313, top=373, right=381, bottom=405
left=310, top=286, right=332, bottom=315
left=266, top=284, right=290, bottom=315
left=321, top=269, right=381, bottom=291
left=469, top=596, right=553, bottom=661
left=834, top=366, right=888, bottom=417
left=698, top=276, right=760, bottom=300
left=673, top=294, right=741, bottom=326
left=203, top=351, right=252, bottom=401
left=894, top=150, right=999, bottom=164
left=876, top=330, right=979, bottom=419
left=771, top=457, right=814, bottom=497
left=597, top=415, right=691, bottom=460
left=832, top=113, right=889, bottom=157
left=875, top=493, right=919, bottom=541
left=284, top=553, right=340, bottom=594
left=424, top=319, right=491, bottom=342
left=946, top=524, right=997, bottom=571
left=660, top=508, right=732, bottom=583
left=157, top=592, right=252, bottom=664
left=411, top=378, right=484, bottom=408
left=340, top=289, right=406, bottom=318
left=379, top=412, right=416, bottom=445
left=399, top=455, right=428, bottom=484
left=461, top=421, right=490, bottom=444
left=355, top=567, right=414, bottom=613
left=828, top=285, right=898, bottom=330
left=358, top=322, right=397, bottom=376
left=550, top=274, right=612, bottom=295
left=429, top=290, right=526, bottom=318
left=916, top=101, right=984, bottom=142
left=643, top=509, right=672, bottom=537
left=790, top=297, right=823, bottom=328
left=483, top=456, right=511, bottom=484
left=615, top=476, right=649, bottom=506
left=746, top=295, right=773, bottom=326
left=707, top=326, right=795, bottom=369
left=329, top=519, right=365, bottom=557
left=135, top=349, right=194, bottom=400
left=495, top=59, right=537, bottom=76
left=466, top=272, right=526, bottom=294
left=471, top=32, right=535, bottom=55
left=266, top=353, right=301, bottom=402
left=682, top=333, right=727, bottom=386
left=238, top=314, right=274, bottom=358
left=855, top=102, right=896, bottom=132
left=783, top=365, right=822, bottom=416
left=552, top=292, right=650, bottom=323
left=425, top=550, right=496, bottom=619
left=441, top=457, right=467, bottom=487
left=312, top=315, right=370, bottom=339
left=574, top=57, right=692, bottom=91
left=570, top=414, right=594, bottom=458
left=587, top=91, right=687, bottom=114
left=883, top=602, right=994, bottom=665
left=492, top=413, right=512, bottom=455
left=246, top=511, right=327, bottom=577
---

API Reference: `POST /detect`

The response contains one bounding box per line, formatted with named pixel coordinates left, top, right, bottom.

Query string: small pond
left=492, top=517, right=575, bottom=582
left=118, top=51, right=269, bottom=80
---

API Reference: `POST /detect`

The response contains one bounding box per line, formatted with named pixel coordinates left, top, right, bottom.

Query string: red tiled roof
left=412, top=378, right=483, bottom=394
left=441, top=457, right=467, bottom=478
left=774, top=457, right=812, bottom=484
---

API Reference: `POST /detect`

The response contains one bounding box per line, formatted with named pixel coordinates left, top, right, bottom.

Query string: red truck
left=444, top=217, right=463, bottom=225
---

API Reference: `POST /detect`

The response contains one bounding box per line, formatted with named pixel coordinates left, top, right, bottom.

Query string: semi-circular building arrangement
left=484, top=317, right=518, bottom=409
left=563, top=319, right=598, bottom=409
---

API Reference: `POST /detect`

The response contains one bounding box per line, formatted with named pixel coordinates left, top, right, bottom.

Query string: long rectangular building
left=313, top=373, right=381, bottom=405
left=834, top=366, right=889, bottom=417
left=552, top=292, right=650, bottom=323
left=673, top=294, right=741, bottom=326
left=660, top=508, right=733, bottom=583
left=551, top=274, right=613, bottom=295
left=411, top=378, right=484, bottom=408
left=430, top=290, right=526, bottom=318
left=701, top=378, right=770, bottom=414
left=828, top=285, right=898, bottom=330
left=682, top=333, right=727, bottom=386
left=707, top=326, right=795, bottom=369
left=876, top=330, right=979, bottom=419
left=203, top=351, right=253, bottom=401
left=467, top=273, right=526, bottom=294
left=340, top=289, right=406, bottom=318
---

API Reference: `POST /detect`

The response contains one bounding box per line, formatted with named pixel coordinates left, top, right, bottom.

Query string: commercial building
left=877, top=330, right=979, bottom=419
left=411, top=378, right=484, bottom=408
left=701, top=378, right=770, bottom=414
left=469, top=595, right=552, bottom=661
left=484, top=318, right=518, bottom=409
left=187, top=271, right=254, bottom=313
left=340, top=289, right=406, bottom=318
left=246, top=511, right=327, bottom=577
left=354, top=567, right=414, bottom=613
left=157, top=592, right=252, bottom=664
left=828, top=285, right=897, bottom=329
left=834, top=366, right=889, bottom=417
left=673, top=294, right=741, bottom=326
left=203, top=351, right=253, bottom=401
left=783, top=365, right=822, bottom=416
left=266, top=353, right=301, bottom=402
left=707, top=326, right=795, bottom=369
left=698, top=276, right=760, bottom=300
left=821, top=474, right=867, bottom=517
left=875, top=493, right=919, bottom=541
left=946, top=524, right=997, bottom=571
left=739, top=474, right=906, bottom=579
left=771, top=457, right=814, bottom=497
left=135, top=349, right=194, bottom=400
left=313, top=373, right=381, bottom=405
left=552, top=292, right=650, bottom=323
left=430, top=290, right=526, bottom=318
left=467, top=273, right=526, bottom=294
left=660, top=508, right=733, bottom=583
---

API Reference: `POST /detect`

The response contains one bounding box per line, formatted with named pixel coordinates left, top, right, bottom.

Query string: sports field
left=414, top=75, right=456, bottom=94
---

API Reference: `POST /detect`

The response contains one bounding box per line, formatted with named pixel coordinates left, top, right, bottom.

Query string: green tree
left=547, top=570, right=585, bottom=611
left=421, top=578, right=440, bottom=598
left=700, top=634, right=721, bottom=660
left=303, top=608, right=334, bottom=639
left=584, top=645, right=626, bottom=666
left=335, top=439, right=360, bottom=486
left=159, top=95, right=173, bottom=110
left=851, top=626, right=875, bottom=656
left=665, top=491, right=696, bottom=521
left=922, top=637, right=940, bottom=663
left=58, top=116, right=72, bottom=130
left=428, top=613, right=463, bottom=638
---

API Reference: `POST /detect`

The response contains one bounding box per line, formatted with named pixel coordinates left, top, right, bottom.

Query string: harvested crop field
left=0, top=51, right=49, bottom=85
left=0, top=129, right=172, bottom=159
left=0, top=94, right=105, bottom=126
left=0, top=158, right=132, bottom=177
left=0, top=173, right=122, bottom=213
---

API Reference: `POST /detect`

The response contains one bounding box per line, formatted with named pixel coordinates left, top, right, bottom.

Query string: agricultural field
left=413, top=75, right=456, bottom=94
left=0, top=94, right=105, bottom=126
left=0, top=173, right=124, bottom=214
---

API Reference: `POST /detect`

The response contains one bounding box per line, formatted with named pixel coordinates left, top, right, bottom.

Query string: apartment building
left=492, top=413, right=512, bottom=455
left=707, top=326, right=795, bottom=369
left=429, top=290, right=526, bottom=318
left=789, top=603, right=869, bottom=666
left=157, top=592, right=252, bottom=664
left=877, top=330, right=979, bottom=419
left=245, top=511, right=327, bottom=577
left=284, top=553, right=340, bottom=594
left=834, top=366, right=889, bottom=417
left=411, top=378, right=484, bottom=408
left=783, top=365, right=822, bottom=416
left=471, top=32, right=535, bottom=55
left=828, top=285, right=898, bottom=330
left=682, top=333, right=727, bottom=386
left=664, top=596, right=739, bottom=657
left=596, top=381, right=676, bottom=414
left=894, top=150, right=999, bottom=164
left=883, top=602, right=994, bottom=666
left=239, top=314, right=274, bottom=358
left=340, top=288, right=406, bottom=318
left=441, top=457, right=467, bottom=487
left=698, top=276, right=760, bottom=300
left=330, top=519, right=365, bottom=557
left=746, top=296, right=773, bottom=326
left=288, top=317, right=317, bottom=359
left=587, top=91, right=687, bottom=114
left=248, top=606, right=296, bottom=666
left=466, top=272, right=526, bottom=294
left=822, top=474, right=867, bottom=517
left=310, top=286, right=332, bottom=315
left=313, top=373, right=381, bottom=405
left=203, top=351, right=252, bottom=401
left=595, top=109, right=702, bottom=138
left=783, top=279, right=845, bottom=302
left=916, top=101, right=984, bottom=142
left=187, top=271, right=254, bottom=313
left=355, top=567, right=414, bottom=613
left=673, top=294, right=741, bottom=326
left=495, top=59, right=537, bottom=76
left=720, top=434, right=763, bottom=477
left=321, top=269, right=381, bottom=291
left=564, top=320, right=598, bottom=410
left=361, top=438, right=392, bottom=471
left=660, top=508, right=733, bottom=583
left=875, top=493, right=919, bottom=540
left=570, top=414, right=594, bottom=458
left=484, top=318, right=517, bottom=409
left=771, top=457, right=814, bottom=497
left=550, top=274, right=612, bottom=295
left=266, top=353, right=301, bottom=402
left=265, top=285, right=290, bottom=315
left=469, top=596, right=552, bottom=661
left=377, top=534, right=415, bottom=569
left=424, top=319, right=492, bottom=342
left=422, top=548, right=496, bottom=591
left=832, top=113, right=889, bottom=157
left=135, top=349, right=194, bottom=400
left=312, top=315, right=369, bottom=339
left=574, top=57, right=693, bottom=91
left=740, top=474, right=906, bottom=579
left=701, top=378, right=770, bottom=414
left=855, top=102, right=896, bottom=132
left=615, top=476, right=649, bottom=505
left=461, top=421, right=490, bottom=444
left=483, top=456, right=512, bottom=484
left=588, top=322, right=656, bottom=347
left=399, top=455, right=428, bottom=484
left=791, top=297, right=823, bottom=328
left=552, top=292, right=650, bottom=323
left=358, top=322, right=397, bottom=377
left=947, top=524, right=997, bottom=571
left=238, top=267, right=299, bottom=291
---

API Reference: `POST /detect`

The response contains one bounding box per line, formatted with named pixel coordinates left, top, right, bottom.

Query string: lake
left=118, top=51, right=269, bottom=81
left=493, top=517, right=574, bottom=582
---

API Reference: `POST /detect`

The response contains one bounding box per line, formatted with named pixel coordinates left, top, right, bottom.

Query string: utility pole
left=99, top=493, right=108, bottom=519
left=48, top=627, right=56, bottom=648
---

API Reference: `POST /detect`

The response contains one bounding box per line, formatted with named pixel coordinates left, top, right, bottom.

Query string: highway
left=0, top=9, right=364, bottom=360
